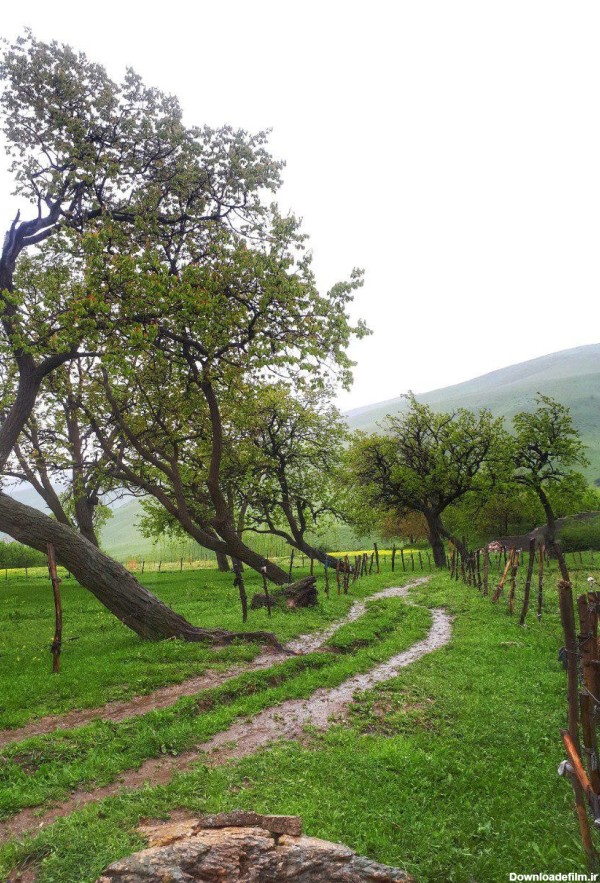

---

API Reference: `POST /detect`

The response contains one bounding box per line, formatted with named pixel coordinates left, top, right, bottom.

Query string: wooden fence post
left=233, top=561, right=248, bottom=623
left=391, top=544, right=396, bottom=572
left=47, top=544, right=62, bottom=674
left=289, top=549, right=295, bottom=581
left=519, top=539, right=535, bottom=626
left=482, top=547, right=489, bottom=596
left=260, top=567, right=272, bottom=617
left=558, top=571, right=598, bottom=868
left=492, top=550, right=513, bottom=603
left=400, top=548, right=406, bottom=572
left=373, top=542, right=380, bottom=574
left=577, top=592, right=600, bottom=793
left=508, top=549, right=519, bottom=614
left=537, top=543, right=545, bottom=621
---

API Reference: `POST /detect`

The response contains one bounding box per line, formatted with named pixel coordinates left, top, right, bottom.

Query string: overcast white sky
left=1, top=1, right=599, bottom=410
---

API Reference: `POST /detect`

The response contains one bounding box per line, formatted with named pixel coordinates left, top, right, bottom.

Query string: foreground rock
left=96, top=812, right=412, bottom=882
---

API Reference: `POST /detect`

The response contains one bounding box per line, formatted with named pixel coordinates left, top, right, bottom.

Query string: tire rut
left=0, top=579, right=430, bottom=749
left=0, top=580, right=452, bottom=847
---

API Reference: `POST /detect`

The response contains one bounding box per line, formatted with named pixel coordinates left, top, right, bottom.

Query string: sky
left=1, top=1, right=598, bottom=411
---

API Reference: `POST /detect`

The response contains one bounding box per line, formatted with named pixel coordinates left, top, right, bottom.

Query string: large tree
left=511, top=394, right=590, bottom=545
left=346, top=395, right=506, bottom=566
left=73, top=223, right=364, bottom=583
left=0, top=33, right=361, bottom=640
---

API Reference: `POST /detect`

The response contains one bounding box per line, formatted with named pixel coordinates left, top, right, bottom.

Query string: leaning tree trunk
left=0, top=493, right=283, bottom=649
left=216, top=522, right=289, bottom=585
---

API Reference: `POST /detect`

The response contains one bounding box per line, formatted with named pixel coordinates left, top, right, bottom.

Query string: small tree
left=512, top=394, right=589, bottom=545
left=346, top=395, right=506, bottom=566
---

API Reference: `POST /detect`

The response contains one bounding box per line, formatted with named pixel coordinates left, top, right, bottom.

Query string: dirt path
left=0, top=582, right=451, bottom=846
left=0, top=579, right=430, bottom=749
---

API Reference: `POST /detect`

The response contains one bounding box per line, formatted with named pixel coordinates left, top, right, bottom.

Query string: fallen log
left=251, top=576, right=318, bottom=610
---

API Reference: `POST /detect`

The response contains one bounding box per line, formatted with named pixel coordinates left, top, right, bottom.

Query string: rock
left=139, top=812, right=302, bottom=844
left=96, top=814, right=412, bottom=882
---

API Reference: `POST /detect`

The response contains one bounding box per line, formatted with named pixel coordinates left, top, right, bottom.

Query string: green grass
left=0, top=566, right=409, bottom=729
left=0, top=562, right=596, bottom=882
left=0, top=597, right=429, bottom=818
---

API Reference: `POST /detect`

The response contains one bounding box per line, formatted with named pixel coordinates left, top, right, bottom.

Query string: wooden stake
left=577, top=593, right=600, bottom=793
left=336, top=558, right=341, bottom=595
left=289, top=549, right=295, bottom=581
left=233, top=561, right=248, bottom=623
left=47, top=544, right=62, bottom=674
left=519, top=539, right=535, bottom=626
left=261, top=567, right=272, bottom=617
left=508, top=549, right=519, bottom=614
left=324, top=562, right=330, bottom=597
left=391, top=544, right=396, bottom=572
left=373, top=542, right=380, bottom=574
left=483, top=547, right=489, bottom=596
left=400, top=548, right=405, bottom=571
left=560, top=729, right=599, bottom=868
left=559, top=578, right=581, bottom=754
left=537, top=543, right=545, bottom=620
left=492, top=550, right=513, bottom=602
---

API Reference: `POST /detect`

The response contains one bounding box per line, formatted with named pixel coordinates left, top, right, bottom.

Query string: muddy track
left=0, top=579, right=430, bottom=749
left=0, top=581, right=451, bottom=846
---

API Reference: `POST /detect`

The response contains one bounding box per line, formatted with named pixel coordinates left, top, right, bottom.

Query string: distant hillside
left=3, top=344, right=599, bottom=557
left=346, top=344, right=600, bottom=482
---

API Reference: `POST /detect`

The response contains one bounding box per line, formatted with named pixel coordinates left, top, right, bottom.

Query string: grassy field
left=0, top=559, right=597, bottom=882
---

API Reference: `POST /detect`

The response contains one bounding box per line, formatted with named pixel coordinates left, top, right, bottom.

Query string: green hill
left=3, top=344, right=599, bottom=557
left=346, top=343, right=600, bottom=482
